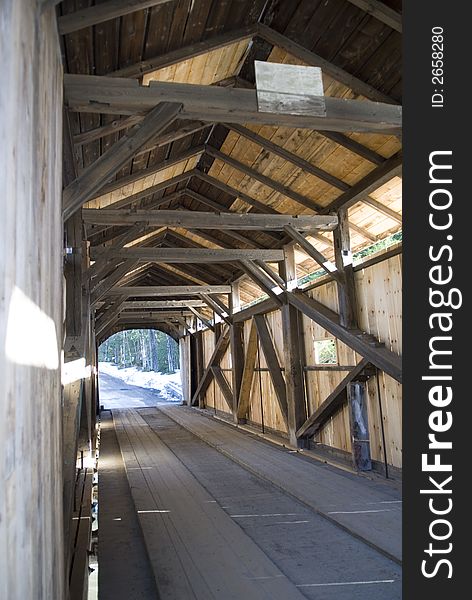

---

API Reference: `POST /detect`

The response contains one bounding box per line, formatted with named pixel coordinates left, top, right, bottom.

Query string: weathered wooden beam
left=112, top=25, right=257, bottom=78
left=199, top=293, right=231, bottom=326
left=256, top=24, right=398, bottom=104
left=287, top=290, right=402, bottom=383
left=254, top=315, right=288, bottom=424
left=296, top=358, right=370, bottom=438
left=91, top=260, right=139, bottom=306
left=344, top=0, right=402, bottom=32
left=188, top=306, right=215, bottom=332
left=284, top=225, right=344, bottom=285
left=90, top=247, right=285, bottom=263
left=86, top=257, right=123, bottom=287
left=239, top=261, right=284, bottom=306
left=106, top=285, right=232, bottom=297
left=211, top=366, right=234, bottom=411
left=237, top=319, right=258, bottom=420
left=63, top=102, right=182, bottom=220
left=279, top=249, right=307, bottom=447
left=120, top=310, right=194, bottom=318
left=254, top=260, right=287, bottom=290
left=82, top=208, right=337, bottom=231
left=58, top=0, right=173, bottom=35
left=191, top=326, right=230, bottom=406
left=333, top=208, right=358, bottom=329
left=322, top=152, right=402, bottom=213
left=122, top=300, right=206, bottom=309
left=65, top=74, right=402, bottom=133
left=227, top=327, right=244, bottom=417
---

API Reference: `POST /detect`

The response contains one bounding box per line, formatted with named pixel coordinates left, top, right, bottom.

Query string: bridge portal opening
left=98, top=329, right=182, bottom=409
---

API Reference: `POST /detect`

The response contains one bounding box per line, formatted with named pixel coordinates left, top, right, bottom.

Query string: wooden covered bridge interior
left=0, top=0, right=402, bottom=598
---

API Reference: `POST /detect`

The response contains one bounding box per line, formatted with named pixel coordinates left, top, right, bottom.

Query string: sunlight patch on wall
left=5, top=286, right=59, bottom=369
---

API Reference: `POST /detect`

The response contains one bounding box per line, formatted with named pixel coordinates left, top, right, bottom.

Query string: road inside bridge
left=98, top=377, right=402, bottom=600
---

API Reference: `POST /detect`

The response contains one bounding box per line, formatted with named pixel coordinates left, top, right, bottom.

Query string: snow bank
left=98, top=362, right=182, bottom=402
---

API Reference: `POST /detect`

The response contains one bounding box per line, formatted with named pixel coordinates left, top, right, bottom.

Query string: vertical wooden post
left=64, top=212, right=83, bottom=346
left=333, top=208, right=358, bottom=329
left=280, top=245, right=307, bottom=448
left=179, top=336, right=191, bottom=405
left=230, top=283, right=244, bottom=423
left=195, top=331, right=205, bottom=408
left=348, top=380, right=372, bottom=471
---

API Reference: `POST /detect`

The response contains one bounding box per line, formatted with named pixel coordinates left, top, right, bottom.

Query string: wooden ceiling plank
left=58, top=0, right=174, bottom=35
left=90, top=146, right=203, bottom=201
left=256, top=24, right=398, bottom=104
left=344, top=0, right=402, bottom=33
left=111, top=25, right=257, bottom=78
left=225, top=123, right=350, bottom=191
left=206, top=146, right=323, bottom=212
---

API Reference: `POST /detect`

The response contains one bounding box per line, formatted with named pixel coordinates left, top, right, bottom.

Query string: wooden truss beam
left=344, top=0, right=402, bottom=32
left=237, top=319, right=258, bottom=420
left=296, top=358, right=371, bottom=439
left=90, top=247, right=285, bottom=263
left=112, top=25, right=257, bottom=78
left=199, top=293, right=231, bottom=326
left=122, top=300, right=206, bottom=309
left=118, top=310, right=194, bottom=318
left=322, top=152, right=402, bottom=213
left=287, top=291, right=402, bottom=382
left=64, top=74, right=402, bottom=133
left=95, top=295, right=127, bottom=338
left=211, top=366, right=234, bottom=411
left=254, top=315, right=288, bottom=424
left=63, top=102, right=182, bottom=220
left=82, top=208, right=337, bottom=231
left=188, top=306, right=215, bottom=332
left=256, top=24, right=398, bottom=104
left=91, top=260, right=139, bottom=307
left=284, top=225, right=344, bottom=285
left=239, top=261, right=284, bottom=306
left=58, top=0, right=174, bottom=35
left=107, top=285, right=232, bottom=297
left=191, top=326, right=230, bottom=406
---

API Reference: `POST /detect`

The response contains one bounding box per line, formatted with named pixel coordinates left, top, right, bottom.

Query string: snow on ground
left=99, top=362, right=182, bottom=402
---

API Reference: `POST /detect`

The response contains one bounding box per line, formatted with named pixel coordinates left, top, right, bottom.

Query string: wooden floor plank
left=158, top=405, right=402, bottom=563
left=113, top=408, right=307, bottom=600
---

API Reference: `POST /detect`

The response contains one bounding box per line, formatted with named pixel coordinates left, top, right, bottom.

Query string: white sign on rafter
left=254, top=60, right=326, bottom=117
